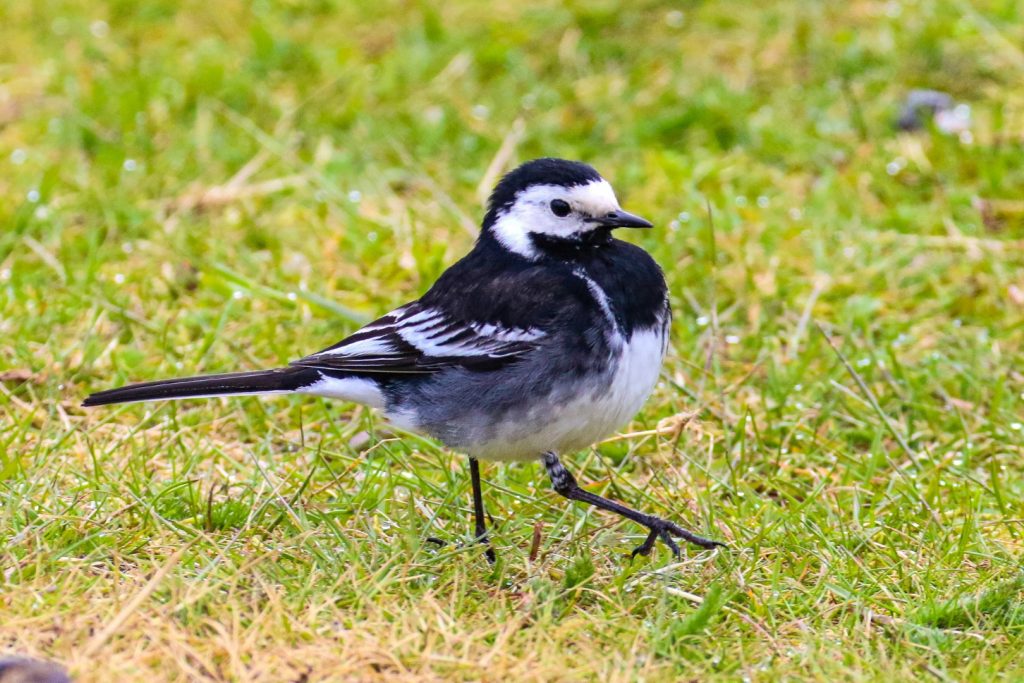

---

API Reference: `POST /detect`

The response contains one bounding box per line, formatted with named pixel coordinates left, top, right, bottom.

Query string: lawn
left=2, top=0, right=1024, bottom=680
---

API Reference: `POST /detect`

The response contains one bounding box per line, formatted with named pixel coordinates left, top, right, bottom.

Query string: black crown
left=484, top=158, right=602, bottom=222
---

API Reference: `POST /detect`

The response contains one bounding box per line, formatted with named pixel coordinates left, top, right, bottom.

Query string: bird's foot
left=424, top=533, right=496, bottom=563
left=475, top=528, right=497, bottom=564
left=630, top=518, right=726, bottom=559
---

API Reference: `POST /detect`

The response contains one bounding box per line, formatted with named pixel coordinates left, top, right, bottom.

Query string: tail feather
left=82, top=367, right=322, bottom=407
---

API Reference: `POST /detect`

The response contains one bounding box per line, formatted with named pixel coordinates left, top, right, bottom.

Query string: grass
left=2, top=0, right=1024, bottom=680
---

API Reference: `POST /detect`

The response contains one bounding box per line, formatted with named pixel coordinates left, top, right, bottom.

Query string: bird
left=83, top=157, right=724, bottom=560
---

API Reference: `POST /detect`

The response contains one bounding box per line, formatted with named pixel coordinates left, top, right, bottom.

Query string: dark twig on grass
left=528, top=521, right=544, bottom=562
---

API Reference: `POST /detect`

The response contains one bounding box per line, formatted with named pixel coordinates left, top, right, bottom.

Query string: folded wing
left=290, top=303, right=545, bottom=374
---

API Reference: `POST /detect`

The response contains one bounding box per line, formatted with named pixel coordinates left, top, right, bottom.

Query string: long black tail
left=82, top=367, right=321, bottom=407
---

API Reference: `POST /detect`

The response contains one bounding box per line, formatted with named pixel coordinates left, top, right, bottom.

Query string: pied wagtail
left=84, top=158, right=724, bottom=560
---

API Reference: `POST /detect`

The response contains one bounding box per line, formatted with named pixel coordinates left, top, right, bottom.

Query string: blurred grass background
left=2, top=0, right=1024, bottom=680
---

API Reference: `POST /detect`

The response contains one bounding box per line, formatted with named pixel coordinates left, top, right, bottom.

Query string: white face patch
left=490, top=178, right=622, bottom=259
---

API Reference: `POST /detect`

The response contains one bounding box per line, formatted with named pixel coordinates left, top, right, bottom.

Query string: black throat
left=528, top=228, right=614, bottom=260
left=466, top=227, right=668, bottom=338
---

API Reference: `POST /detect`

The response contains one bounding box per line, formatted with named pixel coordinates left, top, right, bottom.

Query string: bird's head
left=481, top=158, right=652, bottom=260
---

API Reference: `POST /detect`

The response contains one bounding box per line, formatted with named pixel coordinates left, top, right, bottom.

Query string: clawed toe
left=630, top=519, right=724, bottom=558
left=631, top=529, right=660, bottom=558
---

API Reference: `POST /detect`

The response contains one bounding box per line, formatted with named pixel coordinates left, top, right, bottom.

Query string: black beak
left=594, top=209, right=654, bottom=229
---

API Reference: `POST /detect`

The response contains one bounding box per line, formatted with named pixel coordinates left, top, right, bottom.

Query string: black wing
left=290, top=302, right=545, bottom=374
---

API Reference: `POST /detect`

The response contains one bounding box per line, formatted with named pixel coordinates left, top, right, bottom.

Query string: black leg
left=469, top=457, right=496, bottom=563
left=541, top=452, right=724, bottom=557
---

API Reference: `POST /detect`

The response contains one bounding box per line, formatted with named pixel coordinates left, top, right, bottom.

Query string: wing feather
left=290, top=303, right=543, bottom=374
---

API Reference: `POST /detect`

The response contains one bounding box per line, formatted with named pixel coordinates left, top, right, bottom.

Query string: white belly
left=469, top=325, right=667, bottom=461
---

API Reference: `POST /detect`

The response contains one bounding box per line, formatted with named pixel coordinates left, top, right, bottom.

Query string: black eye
left=550, top=199, right=571, bottom=217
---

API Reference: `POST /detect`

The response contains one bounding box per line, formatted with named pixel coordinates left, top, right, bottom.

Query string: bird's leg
left=541, top=451, right=724, bottom=557
left=469, top=457, right=496, bottom=563
left=425, top=458, right=495, bottom=562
